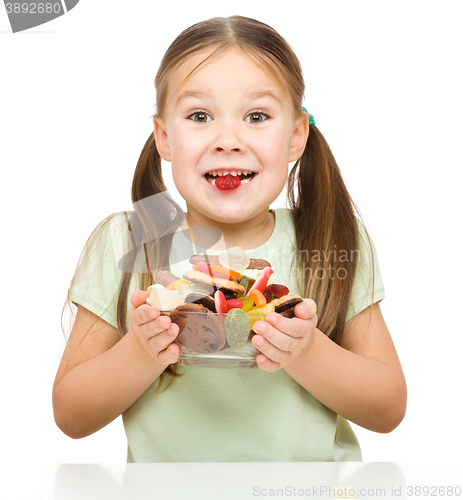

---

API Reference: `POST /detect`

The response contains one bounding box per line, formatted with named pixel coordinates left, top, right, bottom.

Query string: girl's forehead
left=166, top=46, right=291, bottom=108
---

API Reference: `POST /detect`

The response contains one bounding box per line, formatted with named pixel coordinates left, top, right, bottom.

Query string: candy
left=196, top=261, right=209, bottom=275
left=219, top=247, right=250, bottom=273
left=210, top=264, right=241, bottom=278
left=236, top=276, right=253, bottom=297
left=247, top=303, right=276, bottom=330
left=238, top=296, right=254, bottom=312
left=195, top=261, right=232, bottom=280
left=246, top=267, right=273, bottom=296
left=147, top=284, right=186, bottom=311
left=268, top=284, right=289, bottom=298
left=250, top=288, right=266, bottom=308
left=172, top=279, right=190, bottom=290
left=177, top=282, right=215, bottom=296
left=224, top=308, right=252, bottom=349
left=263, top=287, right=272, bottom=303
left=227, top=299, right=243, bottom=309
left=214, top=290, right=229, bottom=314
left=215, top=174, right=241, bottom=190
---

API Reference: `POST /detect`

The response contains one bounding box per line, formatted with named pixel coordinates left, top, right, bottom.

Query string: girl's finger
left=252, top=332, right=288, bottom=365
left=265, top=311, right=317, bottom=339
left=254, top=320, right=296, bottom=351
left=146, top=325, right=179, bottom=360
left=138, top=314, right=171, bottom=339
left=295, top=299, right=317, bottom=320
left=130, top=290, right=149, bottom=308
left=145, top=317, right=176, bottom=343
left=255, top=352, right=280, bottom=373
left=131, top=305, right=161, bottom=327
left=157, top=342, right=180, bottom=366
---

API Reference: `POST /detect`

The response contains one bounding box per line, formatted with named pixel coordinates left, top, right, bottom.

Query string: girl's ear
left=153, top=117, right=171, bottom=161
left=289, top=113, right=310, bottom=162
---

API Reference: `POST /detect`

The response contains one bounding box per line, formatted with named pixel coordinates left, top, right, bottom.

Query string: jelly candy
left=227, top=299, right=243, bottom=309
left=214, top=290, right=229, bottom=314
left=210, top=264, right=241, bottom=278
left=238, top=296, right=254, bottom=312
left=224, top=308, right=252, bottom=350
left=219, top=247, right=250, bottom=273
left=236, top=276, right=252, bottom=297
left=246, top=267, right=273, bottom=296
left=267, top=284, right=289, bottom=298
left=195, top=261, right=232, bottom=280
left=169, top=279, right=190, bottom=290
left=215, top=174, right=241, bottom=190
left=263, top=287, right=272, bottom=303
left=196, top=261, right=209, bottom=275
left=250, top=288, right=266, bottom=308
left=247, top=303, right=276, bottom=329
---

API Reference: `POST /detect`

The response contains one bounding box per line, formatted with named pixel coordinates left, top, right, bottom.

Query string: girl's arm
left=252, top=301, right=407, bottom=433
left=53, top=292, right=179, bottom=439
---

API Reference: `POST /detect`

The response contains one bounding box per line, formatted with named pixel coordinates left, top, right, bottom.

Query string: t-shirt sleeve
left=68, top=212, right=143, bottom=330
left=345, top=218, right=386, bottom=322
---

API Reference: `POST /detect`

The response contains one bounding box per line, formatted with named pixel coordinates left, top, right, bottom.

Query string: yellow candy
left=166, top=279, right=190, bottom=290
left=247, top=304, right=275, bottom=329
left=238, top=296, right=254, bottom=312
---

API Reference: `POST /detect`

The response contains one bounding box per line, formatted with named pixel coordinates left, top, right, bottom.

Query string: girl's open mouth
left=204, top=171, right=256, bottom=190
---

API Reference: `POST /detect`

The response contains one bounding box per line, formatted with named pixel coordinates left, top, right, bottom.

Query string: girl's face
left=154, top=47, right=308, bottom=228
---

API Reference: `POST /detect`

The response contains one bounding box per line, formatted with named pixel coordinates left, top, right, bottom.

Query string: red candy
left=226, top=299, right=243, bottom=309
left=215, top=174, right=241, bottom=190
left=267, top=284, right=289, bottom=298
left=263, top=287, right=273, bottom=303
left=214, top=290, right=229, bottom=314
left=246, top=267, right=273, bottom=296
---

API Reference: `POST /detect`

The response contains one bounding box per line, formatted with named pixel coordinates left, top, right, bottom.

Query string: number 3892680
left=5, top=3, right=62, bottom=14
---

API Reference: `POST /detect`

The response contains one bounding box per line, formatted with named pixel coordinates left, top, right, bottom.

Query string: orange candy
left=250, top=288, right=266, bottom=308
left=210, top=264, right=241, bottom=278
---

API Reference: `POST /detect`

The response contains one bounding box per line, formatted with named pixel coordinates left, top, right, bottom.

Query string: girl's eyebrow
left=176, top=89, right=281, bottom=105
left=245, top=91, right=281, bottom=104
left=176, top=90, right=211, bottom=105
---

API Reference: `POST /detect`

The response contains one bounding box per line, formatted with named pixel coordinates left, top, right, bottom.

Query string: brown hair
left=62, top=15, right=376, bottom=389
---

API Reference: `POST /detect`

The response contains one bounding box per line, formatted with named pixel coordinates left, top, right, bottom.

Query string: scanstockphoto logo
left=3, top=0, right=78, bottom=33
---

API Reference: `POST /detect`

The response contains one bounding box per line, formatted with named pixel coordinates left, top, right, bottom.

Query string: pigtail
left=288, top=125, right=372, bottom=345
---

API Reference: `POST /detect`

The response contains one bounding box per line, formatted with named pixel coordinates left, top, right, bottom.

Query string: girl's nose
left=211, top=123, right=246, bottom=154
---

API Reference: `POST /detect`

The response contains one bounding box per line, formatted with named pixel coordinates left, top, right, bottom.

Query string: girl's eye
left=189, top=111, right=211, bottom=123
left=246, top=112, right=269, bottom=124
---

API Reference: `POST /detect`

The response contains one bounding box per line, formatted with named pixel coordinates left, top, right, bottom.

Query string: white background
left=1, top=0, right=462, bottom=471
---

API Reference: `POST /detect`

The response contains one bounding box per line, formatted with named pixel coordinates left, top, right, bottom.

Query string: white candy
left=177, top=282, right=215, bottom=295
left=219, top=246, right=250, bottom=273
left=147, top=284, right=186, bottom=311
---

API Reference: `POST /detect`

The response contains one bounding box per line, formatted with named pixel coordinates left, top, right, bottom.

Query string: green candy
left=224, top=308, right=252, bottom=350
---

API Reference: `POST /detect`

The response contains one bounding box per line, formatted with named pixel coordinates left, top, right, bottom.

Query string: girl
left=53, top=15, right=407, bottom=462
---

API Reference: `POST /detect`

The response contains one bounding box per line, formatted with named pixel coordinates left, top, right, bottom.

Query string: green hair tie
left=302, top=107, right=315, bottom=125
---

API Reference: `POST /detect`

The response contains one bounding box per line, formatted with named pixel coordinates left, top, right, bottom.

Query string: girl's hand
left=129, top=291, right=180, bottom=366
left=251, top=299, right=318, bottom=372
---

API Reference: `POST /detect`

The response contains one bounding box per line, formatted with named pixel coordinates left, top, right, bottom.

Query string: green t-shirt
left=69, top=208, right=385, bottom=462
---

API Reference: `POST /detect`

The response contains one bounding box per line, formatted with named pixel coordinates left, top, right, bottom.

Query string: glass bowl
left=159, top=309, right=264, bottom=369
